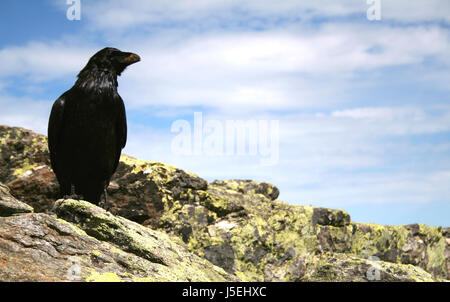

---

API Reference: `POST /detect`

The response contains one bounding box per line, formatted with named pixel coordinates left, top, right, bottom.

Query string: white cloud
left=0, top=95, right=52, bottom=134
left=116, top=23, right=450, bottom=111
left=284, top=170, right=450, bottom=207
left=329, top=106, right=450, bottom=135
left=0, top=41, right=96, bottom=82
left=381, top=0, right=450, bottom=23
left=1, top=20, right=448, bottom=111
left=273, top=106, right=450, bottom=205
left=332, top=107, right=396, bottom=119
left=76, top=0, right=450, bottom=30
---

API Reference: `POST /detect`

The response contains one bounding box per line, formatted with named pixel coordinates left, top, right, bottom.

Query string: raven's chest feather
left=60, top=88, right=122, bottom=150
left=66, top=89, right=119, bottom=124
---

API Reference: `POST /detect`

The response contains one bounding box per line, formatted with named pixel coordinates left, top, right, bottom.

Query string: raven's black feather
left=48, top=47, right=140, bottom=205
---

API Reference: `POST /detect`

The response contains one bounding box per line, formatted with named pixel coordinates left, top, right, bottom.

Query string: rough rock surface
left=0, top=183, right=33, bottom=216
left=0, top=186, right=235, bottom=281
left=0, top=125, right=448, bottom=282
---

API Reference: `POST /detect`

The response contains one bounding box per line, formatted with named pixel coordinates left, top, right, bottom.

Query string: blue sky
left=0, top=0, right=449, bottom=227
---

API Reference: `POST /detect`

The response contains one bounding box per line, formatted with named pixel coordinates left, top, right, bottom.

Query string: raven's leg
left=97, top=186, right=109, bottom=211
left=59, top=181, right=71, bottom=198
left=63, top=184, right=84, bottom=200
left=103, top=187, right=110, bottom=210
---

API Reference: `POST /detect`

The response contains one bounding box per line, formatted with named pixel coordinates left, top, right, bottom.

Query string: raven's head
left=79, top=47, right=141, bottom=77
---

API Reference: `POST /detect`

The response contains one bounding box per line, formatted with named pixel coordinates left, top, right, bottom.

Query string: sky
left=0, top=0, right=449, bottom=227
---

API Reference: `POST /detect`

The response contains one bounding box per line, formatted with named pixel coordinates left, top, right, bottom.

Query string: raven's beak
left=120, top=52, right=141, bottom=65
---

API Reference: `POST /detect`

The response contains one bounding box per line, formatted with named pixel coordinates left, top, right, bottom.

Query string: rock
left=405, top=224, right=421, bottom=236
left=0, top=198, right=237, bottom=282
left=0, top=183, right=33, bottom=216
left=211, top=180, right=280, bottom=201
left=7, top=165, right=59, bottom=213
left=442, top=227, right=450, bottom=238
left=263, top=252, right=436, bottom=282
left=0, top=125, right=448, bottom=282
left=108, top=155, right=209, bottom=227
left=301, top=253, right=436, bottom=282
left=0, top=126, right=57, bottom=213
left=0, top=126, right=50, bottom=185
left=203, top=244, right=236, bottom=273
left=312, top=207, right=351, bottom=227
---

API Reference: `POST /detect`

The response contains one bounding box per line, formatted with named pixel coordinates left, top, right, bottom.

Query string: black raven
left=48, top=47, right=140, bottom=207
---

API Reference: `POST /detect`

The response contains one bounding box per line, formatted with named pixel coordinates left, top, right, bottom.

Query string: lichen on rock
left=0, top=125, right=448, bottom=282
left=0, top=193, right=236, bottom=281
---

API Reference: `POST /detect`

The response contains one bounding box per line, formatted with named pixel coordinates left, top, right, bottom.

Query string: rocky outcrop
left=0, top=126, right=57, bottom=213
left=0, top=183, right=33, bottom=216
left=0, top=125, right=448, bottom=281
left=0, top=185, right=235, bottom=281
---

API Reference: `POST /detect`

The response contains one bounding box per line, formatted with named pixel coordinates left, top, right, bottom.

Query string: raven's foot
left=99, top=188, right=110, bottom=211
left=99, top=200, right=110, bottom=211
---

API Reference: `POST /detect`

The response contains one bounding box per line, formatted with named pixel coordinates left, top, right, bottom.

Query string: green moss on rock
left=52, top=199, right=237, bottom=282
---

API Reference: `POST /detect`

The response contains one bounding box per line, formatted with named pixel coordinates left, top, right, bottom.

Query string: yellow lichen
left=90, top=250, right=102, bottom=257
left=13, top=158, right=37, bottom=177
left=86, top=271, right=122, bottom=282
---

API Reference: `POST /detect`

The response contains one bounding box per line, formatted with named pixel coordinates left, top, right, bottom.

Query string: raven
left=48, top=47, right=140, bottom=207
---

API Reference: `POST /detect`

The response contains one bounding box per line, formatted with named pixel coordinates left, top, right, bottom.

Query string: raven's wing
left=117, top=95, right=127, bottom=149
left=110, top=95, right=127, bottom=176
left=48, top=95, right=66, bottom=171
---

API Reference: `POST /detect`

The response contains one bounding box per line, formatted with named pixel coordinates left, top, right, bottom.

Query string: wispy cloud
left=72, top=0, right=450, bottom=30
left=116, top=23, right=450, bottom=111
left=3, top=6, right=449, bottom=111
left=0, top=41, right=96, bottom=82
